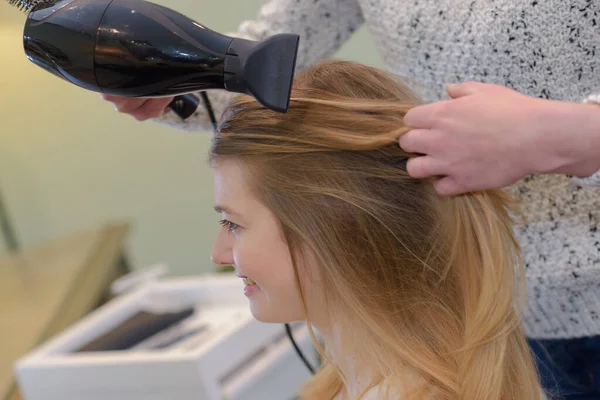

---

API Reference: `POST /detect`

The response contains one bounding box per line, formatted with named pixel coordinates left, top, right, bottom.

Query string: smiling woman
left=212, top=160, right=306, bottom=321
left=208, top=60, right=543, bottom=400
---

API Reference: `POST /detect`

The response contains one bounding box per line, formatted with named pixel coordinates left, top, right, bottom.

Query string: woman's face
left=211, top=159, right=307, bottom=323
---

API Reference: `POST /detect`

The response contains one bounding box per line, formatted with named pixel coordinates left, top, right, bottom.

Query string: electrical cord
left=201, top=94, right=316, bottom=376
left=200, top=91, right=218, bottom=133
left=285, top=323, right=316, bottom=375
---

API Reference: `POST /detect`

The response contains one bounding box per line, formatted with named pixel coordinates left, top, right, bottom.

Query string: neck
left=314, top=321, right=377, bottom=398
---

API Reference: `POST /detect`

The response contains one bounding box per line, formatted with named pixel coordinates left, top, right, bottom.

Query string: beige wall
left=0, top=1, right=383, bottom=275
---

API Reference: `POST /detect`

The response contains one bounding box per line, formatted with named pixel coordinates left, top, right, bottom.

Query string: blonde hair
left=210, top=60, right=542, bottom=400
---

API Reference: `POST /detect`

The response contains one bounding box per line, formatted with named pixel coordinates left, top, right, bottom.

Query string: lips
left=236, top=273, right=256, bottom=286
left=242, top=277, right=256, bottom=286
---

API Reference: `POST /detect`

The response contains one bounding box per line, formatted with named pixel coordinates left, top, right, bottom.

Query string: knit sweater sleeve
left=153, top=0, right=364, bottom=133
left=573, top=169, right=600, bottom=186
left=571, top=93, right=600, bottom=186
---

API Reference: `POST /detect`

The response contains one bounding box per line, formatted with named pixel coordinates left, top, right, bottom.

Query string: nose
left=211, top=228, right=234, bottom=266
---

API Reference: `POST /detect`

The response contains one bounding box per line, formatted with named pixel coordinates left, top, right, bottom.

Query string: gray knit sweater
left=157, top=0, right=600, bottom=339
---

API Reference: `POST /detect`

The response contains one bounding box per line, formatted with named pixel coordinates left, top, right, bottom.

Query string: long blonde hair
left=210, top=60, right=542, bottom=400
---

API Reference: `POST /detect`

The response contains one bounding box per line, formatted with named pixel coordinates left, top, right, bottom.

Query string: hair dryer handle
left=169, top=94, right=200, bottom=120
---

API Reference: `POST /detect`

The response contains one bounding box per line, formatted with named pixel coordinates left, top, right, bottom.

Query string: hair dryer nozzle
left=224, top=34, right=299, bottom=113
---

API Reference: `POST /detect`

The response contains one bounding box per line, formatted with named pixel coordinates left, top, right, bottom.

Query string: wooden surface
left=0, top=222, right=130, bottom=400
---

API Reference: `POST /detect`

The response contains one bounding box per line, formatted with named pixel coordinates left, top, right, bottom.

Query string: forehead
left=213, top=159, right=245, bottom=192
left=212, top=159, right=258, bottom=212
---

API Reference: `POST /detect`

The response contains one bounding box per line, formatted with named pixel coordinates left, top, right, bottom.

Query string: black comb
left=6, top=0, right=55, bottom=13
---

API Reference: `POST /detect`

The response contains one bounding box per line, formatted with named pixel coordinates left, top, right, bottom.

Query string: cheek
left=234, top=231, right=297, bottom=290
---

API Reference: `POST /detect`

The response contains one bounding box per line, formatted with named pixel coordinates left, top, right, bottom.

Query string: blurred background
left=0, top=0, right=384, bottom=276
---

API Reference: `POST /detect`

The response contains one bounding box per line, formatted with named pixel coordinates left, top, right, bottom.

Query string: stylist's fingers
left=446, top=81, right=490, bottom=99
left=405, top=156, right=445, bottom=179
left=130, top=97, right=173, bottom=121
left=403, top=103, right=439, bottom=129
left=103, top=94, right=148, bottom=114
left=102, top=94, right=173, bottom=121
left=432, top=176, right=467, bottom=197
left=398, top=129, right=441, bottom=155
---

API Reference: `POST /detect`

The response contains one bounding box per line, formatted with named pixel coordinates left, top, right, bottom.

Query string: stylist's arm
left=399, top=82, right=600, bottom=196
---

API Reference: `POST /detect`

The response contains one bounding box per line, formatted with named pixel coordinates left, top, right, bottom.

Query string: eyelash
left=219, top=219, right=240, bottom=233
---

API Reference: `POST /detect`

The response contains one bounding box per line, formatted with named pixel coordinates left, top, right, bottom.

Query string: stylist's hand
left=102, top=94, right=174, bottom=121
left=399, top=82, right=599, bottom=196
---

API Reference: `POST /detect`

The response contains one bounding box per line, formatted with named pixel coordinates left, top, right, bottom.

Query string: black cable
left=200, top=91, right=218, bottom=133
left=285, top=323, right=316, bottom=375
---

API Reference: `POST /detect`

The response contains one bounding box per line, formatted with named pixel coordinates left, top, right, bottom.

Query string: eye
left=219, top=219, right=240, bottom=234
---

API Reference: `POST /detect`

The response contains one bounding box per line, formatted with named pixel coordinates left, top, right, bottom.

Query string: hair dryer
left=9, top=0, right=300, bottom=120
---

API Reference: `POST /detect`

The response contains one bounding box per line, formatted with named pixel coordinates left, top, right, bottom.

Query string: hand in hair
left=399, top=82, right=600, bottom=196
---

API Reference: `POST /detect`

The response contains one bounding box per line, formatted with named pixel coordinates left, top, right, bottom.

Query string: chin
left=250, top=308, right=287, bottom=323
left=249, top=302, right=303, bottom=324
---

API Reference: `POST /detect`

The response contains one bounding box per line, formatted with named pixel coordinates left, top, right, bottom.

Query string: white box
left=14, top=274, right=318, bottom=400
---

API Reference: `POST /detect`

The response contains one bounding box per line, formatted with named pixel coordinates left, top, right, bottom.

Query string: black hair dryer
left=22, top=0, right=300, bottom=119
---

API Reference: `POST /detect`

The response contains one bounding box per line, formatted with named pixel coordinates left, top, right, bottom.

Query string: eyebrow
left=214, top=205, right=240, bottom=216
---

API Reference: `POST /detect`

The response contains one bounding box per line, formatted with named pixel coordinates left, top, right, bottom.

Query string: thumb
left=446, top=81, right=488, bottom=99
